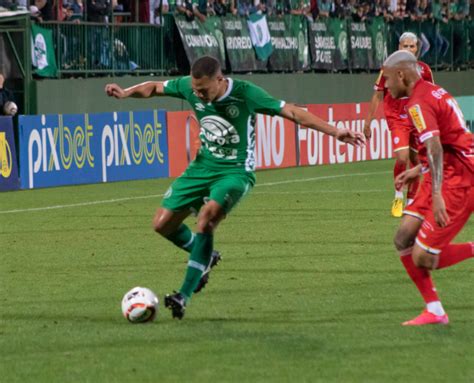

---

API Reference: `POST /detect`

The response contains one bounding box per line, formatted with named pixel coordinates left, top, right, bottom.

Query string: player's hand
left=335, top=128, right=366, bottom=146
left=363, top=121, right=372, bottom=140
left=105, top=83, right=127, bottom=99
left=433, top=193, right=450, bottom=227
left=394, top=165, right=421, bottom=190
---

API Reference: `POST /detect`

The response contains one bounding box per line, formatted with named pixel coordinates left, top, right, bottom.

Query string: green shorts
left=161, top=162, right=256, bottom=214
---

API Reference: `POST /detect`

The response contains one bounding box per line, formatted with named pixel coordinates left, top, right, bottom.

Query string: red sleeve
left=419, top=62, right=434, bottom=83
left=407, top=99, right=440, bottom=143
left=374, top=70, right=384, bottom=91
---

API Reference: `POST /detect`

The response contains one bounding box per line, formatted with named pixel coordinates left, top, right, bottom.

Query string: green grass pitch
left=1, top=160, right=473, bottom=382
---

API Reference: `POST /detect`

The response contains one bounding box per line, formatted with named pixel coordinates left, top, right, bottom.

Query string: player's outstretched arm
left=425, top=136, right=450, bottom=227
left=394, top=164, right=422, bottom=190
left=363, top=90, right=383, bottom=140
left=105, top=81, right=165, bottom=99
left=279, top=103, right=365, bottom=146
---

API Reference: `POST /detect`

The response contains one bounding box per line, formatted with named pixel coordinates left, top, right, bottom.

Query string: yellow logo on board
left=408, top=105, right=427, bottom=133
left=0, top=132, right=13, bottom=178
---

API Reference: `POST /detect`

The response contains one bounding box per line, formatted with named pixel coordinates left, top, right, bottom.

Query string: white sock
left=395, top=190, right=404, bottom=199
left=427, top=301, right=446, bottom=316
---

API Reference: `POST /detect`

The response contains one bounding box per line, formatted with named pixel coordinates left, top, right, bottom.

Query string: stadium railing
left=37, top=15, right=473, bottom=78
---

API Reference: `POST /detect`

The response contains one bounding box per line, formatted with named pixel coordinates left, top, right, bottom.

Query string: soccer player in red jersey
left=383, top=50, right=473, bottom=326
left=364, top=32, right=434, bottom=217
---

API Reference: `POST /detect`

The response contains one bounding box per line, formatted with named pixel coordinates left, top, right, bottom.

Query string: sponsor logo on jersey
left=408, top=104, right=427, bottom=133
left=200, top=115, right=240, bottom=159
left=195, top=103, right=205, bottom=111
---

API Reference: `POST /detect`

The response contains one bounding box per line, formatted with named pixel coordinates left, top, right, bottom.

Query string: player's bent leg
left=170, top=201, right=226, bottom=317
left=393, top=214, right=421, bottom=251
left=392, top=149, right=411, bottom=218
left=152, top=208, right=196, bottom=252
left=407, top=148, right=420, bottom=204
left=153, top=208, right=191, bottom=237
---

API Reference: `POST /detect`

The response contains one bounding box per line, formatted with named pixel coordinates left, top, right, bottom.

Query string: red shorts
left=404, top=181, right=473, bottom=254
left=386, top=117, right=418, bottom=153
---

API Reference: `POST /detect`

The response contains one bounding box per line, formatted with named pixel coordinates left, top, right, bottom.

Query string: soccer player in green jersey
left=106, top=56, right=365, bottom=320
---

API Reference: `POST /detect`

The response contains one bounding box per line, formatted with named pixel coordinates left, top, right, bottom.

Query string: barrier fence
left=36, top=15, right=474, bottom=78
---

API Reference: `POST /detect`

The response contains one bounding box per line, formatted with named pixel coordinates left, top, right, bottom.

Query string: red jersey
left=407, top=79, right=474, bottom=188
left=375, top=61, right=434, bottom=127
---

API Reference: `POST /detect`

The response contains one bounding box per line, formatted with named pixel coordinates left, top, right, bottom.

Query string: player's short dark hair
left=191, top=56, right=221, bottom=79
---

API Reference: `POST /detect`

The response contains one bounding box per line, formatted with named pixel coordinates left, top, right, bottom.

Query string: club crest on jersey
left=408, top=104, right=427, bottom=133
left=225, top=105, right=240, bottom=118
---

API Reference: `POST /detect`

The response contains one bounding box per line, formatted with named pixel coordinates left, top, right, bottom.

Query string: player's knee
left=152, top=214, right=171, bottom=236
left=393, top=230, right=414, bottom=251
left=196, top=206, right=222, bottom=234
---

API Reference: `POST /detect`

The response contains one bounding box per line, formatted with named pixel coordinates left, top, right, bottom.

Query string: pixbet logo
left=101, top=111, right=164, bottom=182
left=27, top=115, right=94, bottom=188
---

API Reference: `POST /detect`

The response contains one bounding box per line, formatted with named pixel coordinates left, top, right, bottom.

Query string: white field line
left=0, top=171, right=391, bottom=215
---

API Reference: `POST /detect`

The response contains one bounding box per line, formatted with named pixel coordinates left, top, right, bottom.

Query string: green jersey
left=163, top=77, right=285, bottom=172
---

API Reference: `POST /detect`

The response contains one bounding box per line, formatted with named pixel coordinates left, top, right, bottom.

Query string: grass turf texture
left=1, top=159, right=473, bottom=383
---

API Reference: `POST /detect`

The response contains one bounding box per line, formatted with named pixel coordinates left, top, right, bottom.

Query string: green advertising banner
left=289, top=15, right=309, bottom=71
left=31, top=24, right=58, bottom=77
left=349, top=21, right=372, bottom=70
left=174, top=15, right=226, bottom=70
left=267, top=15, right=308, bottom=71
left=222, top=16, right=259, bottom=72
left=367, top=17, right=387, bottom=69
left=308, top=18, right=348, bottom=71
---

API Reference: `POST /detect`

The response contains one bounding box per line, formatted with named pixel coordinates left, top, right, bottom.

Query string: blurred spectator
left=129, top=0, right=150, bottom=22
left=419, top=0, right=432, bottom=21
left=215, top=0, right=237, bottom=15
left=237, top=0, right=257, bottom=16
left=369, top=0, right=384, bottom=17
left=290, top=0, right=310, bottom=17
left=455, top=0, right=470, bottom=20
left=34, top=0, right=54, bottom=20
left=61, top=0, right=84, bottom=21
left=0, top=74, right=17, bottom=117
left=86, top=0, right=112, bottom=22
left=150, top=0, right=169, bottom=24
left=274, top=0, right=291, bottom=16
left=432, top=0, right=448, bottom=23
left=330, top=0, right=345, bottom=18
left=352, top=2, right=367, bottom=21
left=176, top=0, right=206, bottom=21
left=381, top=0, right=395, bottom=21
left=394, top=0, right=407, bottom=19
left=29, top=4, right=43, bottom=21
left=317, top=0, right=333, bottom=18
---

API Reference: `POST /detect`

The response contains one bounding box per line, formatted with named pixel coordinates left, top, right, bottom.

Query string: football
left=3, top=101, right=18, bottom=116
left=121, top=286, right=159, bottom=323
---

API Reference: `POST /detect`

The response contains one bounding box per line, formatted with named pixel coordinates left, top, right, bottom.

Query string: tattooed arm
left=425, top=136, right=450, bottom=227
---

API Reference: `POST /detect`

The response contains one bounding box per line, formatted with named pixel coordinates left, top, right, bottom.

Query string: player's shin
left=394, top=161, right=407, bottom=191
left=179, top=233, right=213, bottom=300
left=435, top=242, right=474, bottom=270
left=166, top=224, right=195, bottom=252
left=399, top=247, right=440, bottom=304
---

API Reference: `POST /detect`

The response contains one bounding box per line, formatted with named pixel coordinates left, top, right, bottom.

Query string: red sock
left=400, top=249, right=439, bottom=303
left=436, top=243, right=474, bottom=270
left=394, top=161, right=407, bottom=190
